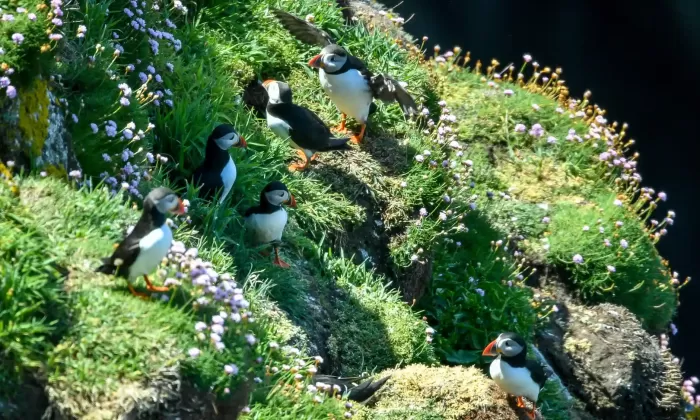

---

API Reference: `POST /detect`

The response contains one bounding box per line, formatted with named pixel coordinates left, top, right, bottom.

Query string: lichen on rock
left=356, top=364, right=518, bottom=420
left=0, top=78, right=79, bottom=175
left=537, top=301, right=684, bottom=419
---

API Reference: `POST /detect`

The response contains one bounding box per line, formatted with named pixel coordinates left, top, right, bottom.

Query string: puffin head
left=261, top=181, right=297, bottom=208
left=262, top=79, right=293, bottom=104
left=482, top=332, right=527, bottom=358
left=146, top=187, right=186, bottom=215
left=208, top=124, right=247, bottom=150
left=308, top=44, right=347, bottom=73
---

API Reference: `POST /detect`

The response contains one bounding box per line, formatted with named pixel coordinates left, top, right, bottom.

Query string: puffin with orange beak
left=192, top=124, right=247, bottom=204
left=244, top=181, right=297, bottom=268
left=271, top=9, right=418, bottom=144
left=482, top=332, right=550, bottom=419
left=96, top=187, right=186, bottom=298
left=262, top=79, right=351, bottom=171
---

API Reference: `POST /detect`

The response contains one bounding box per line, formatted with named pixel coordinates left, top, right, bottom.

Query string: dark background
left=395, top=0, right=700, bottom=376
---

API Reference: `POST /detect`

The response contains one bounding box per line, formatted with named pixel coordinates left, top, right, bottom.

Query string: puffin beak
left=262, top=79, right=275, bottom=88
left=175, top=199, right=186, bottom=215
left=287, top=194, right=297, bottom=208
left=482, top=339, right=499, bottom=356
left=238, top=136, right=248, bottom=149
left=308, top=54, right=324, bottom=69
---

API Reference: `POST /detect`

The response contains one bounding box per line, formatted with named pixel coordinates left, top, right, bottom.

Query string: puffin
left=244, top=181, right=297, bottom=268
left=313, top=374, right=391, bottom=402
left=482, top=332, right=550, bottom=419
left=96, top=187, right=186, bottom=298
left=262, top=79, right=351, bottom=171
left=271, top=9, right=418, bottom=144
left=192, top=124, right=247, bottom=204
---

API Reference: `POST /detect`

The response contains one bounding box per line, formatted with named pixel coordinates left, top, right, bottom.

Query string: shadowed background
left=394, top=0, right=700, bottom=376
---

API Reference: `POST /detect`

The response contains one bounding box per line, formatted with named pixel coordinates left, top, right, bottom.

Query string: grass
left=0, top=0, right=686, bottom=418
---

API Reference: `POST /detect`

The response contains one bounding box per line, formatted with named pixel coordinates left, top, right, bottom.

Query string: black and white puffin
left=313, top=374, right=391, bottom=402
left=96, top=187, right=185, bottom=298
left=482, top=332, right=550, bottom=419
left=271, top=9, right=418, bottom=144
left=262, top=79, right=351, bottom=171
left=244, top=181, right=297, bottom=268
left=192, top=124, right=247, bottom=204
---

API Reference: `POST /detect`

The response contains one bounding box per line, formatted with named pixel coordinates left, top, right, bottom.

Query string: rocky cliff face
left=0, top=78, right=80, bottom=175
left=537, top=300, right=684, bottom=419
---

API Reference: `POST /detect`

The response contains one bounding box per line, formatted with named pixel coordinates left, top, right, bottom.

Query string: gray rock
left=537, top=302, right=684, bottom=420
left=0, top=79, right=80, bottom=174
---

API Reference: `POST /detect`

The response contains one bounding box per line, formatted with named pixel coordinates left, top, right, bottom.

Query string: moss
left=44, top=164, right=67, bottom=178
left=17, top=78, right=50, bottom=157
left=356, top=364, right=517, bottom=420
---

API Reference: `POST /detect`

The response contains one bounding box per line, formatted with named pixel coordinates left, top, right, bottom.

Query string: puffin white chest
left=266, top=111, right=292, bottom=140
left=219, top=156, right=236, bottom=204
left=245, top=209, right=288, bottom=244
left=129, top=224, right=173, bottom=281
left=489, top=358, right=540, bottom=402
left=319, top=69, right=373, bottom=123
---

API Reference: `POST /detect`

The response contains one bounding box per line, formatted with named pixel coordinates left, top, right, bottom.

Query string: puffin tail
left=322, top=137, right=353, bottom=151
left=347, top=375, right=390, bottom=402
left=95, top=258, right=116, bottom=275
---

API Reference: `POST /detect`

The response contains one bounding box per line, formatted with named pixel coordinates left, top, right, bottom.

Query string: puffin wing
left=271, top=9, right=335, bottom=47
left=270, top=103, right=350, bottom=151
left=97, top=229, right=143, bottom=277
left=368, top=73, right=419, bottom=117
left=313, top=374, right=390, bottom=402
left=192, top=166, right=224, bottom=199
left=525, top=359, right=551, bottom=389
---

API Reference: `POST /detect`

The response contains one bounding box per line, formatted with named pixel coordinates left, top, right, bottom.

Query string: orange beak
left=175, top=198, right=186, bottom=215
left=262, top=79, right=275, bottom=88
left=308, top=54, right=323, bottom=69
left=287, top=194, right=297, bottom=208
left=238, top=136, right=247, bottom=148
left=482, top=339, right=499, bottom=356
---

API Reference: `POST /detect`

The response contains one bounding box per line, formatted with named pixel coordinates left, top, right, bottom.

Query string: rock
left=0, top=78, right=80, bottom=175
left=356, top=364, right=519, bottom=420
left=537, top=302, right=684, bottom=420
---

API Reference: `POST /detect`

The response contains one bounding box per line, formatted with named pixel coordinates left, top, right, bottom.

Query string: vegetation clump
left=0, top=0, right=691, bottom=418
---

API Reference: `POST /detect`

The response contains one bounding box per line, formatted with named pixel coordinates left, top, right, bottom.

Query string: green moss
left=356, top=364, right=516, bottom=420
left=18, top=78, right=50, bottom=157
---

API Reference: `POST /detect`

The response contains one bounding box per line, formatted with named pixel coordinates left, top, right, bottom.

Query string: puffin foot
left=310, top=153, right=319, bottom=162
left=273, top=258, right=291, bottom=269
left=288, top=162, right=308, bottom=172
left=273, top=247, right=290, bottom=269
left=350, top=124, right=367, bottom=144
left=144, top=275, right=170, bottom=292
left=516, top=396, right=525, bottom=408
left=333, top=113, right=348, bottom=133
left=128, top=283, right=150, bottom=300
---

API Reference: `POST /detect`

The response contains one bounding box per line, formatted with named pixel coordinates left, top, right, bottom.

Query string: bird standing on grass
left=244, top=181, right=296, bottom=268
left=482, top=332, right=551, bottom=419
left=271, top=9, right=418, bottom=144
left=96, top=187, right=185, bottom=298
left=262, top=79, right=351, bottom=172
left=192, top=124, right=247, bottom=204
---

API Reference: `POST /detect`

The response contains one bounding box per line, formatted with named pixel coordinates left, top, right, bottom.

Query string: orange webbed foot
left=144, top=275, right=170, bottom=292
left=273, top=247, right=290, bottom=269
left=273, top=258, right=291, bottom=269
left=128, top=283, right=150, bottom=300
